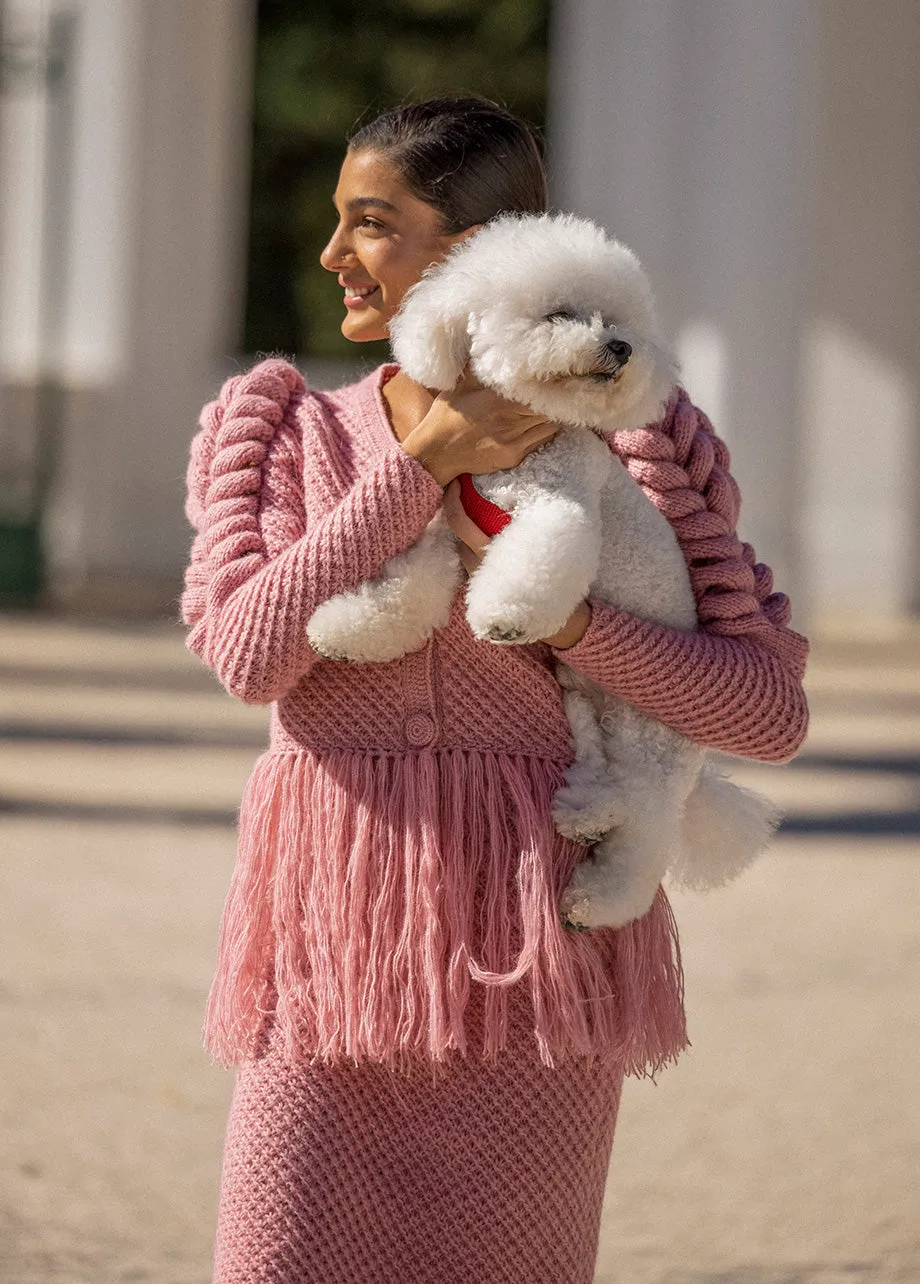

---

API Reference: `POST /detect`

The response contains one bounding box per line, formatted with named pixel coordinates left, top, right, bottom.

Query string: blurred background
left=1, top=0, right=918, bottom=620
left=1, top=1, right=918, bottom=1282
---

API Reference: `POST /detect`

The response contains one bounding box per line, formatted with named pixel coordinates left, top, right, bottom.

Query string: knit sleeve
left=180, top=358, right=445, bottom=704
left=549, top=390, right=810, bottom=764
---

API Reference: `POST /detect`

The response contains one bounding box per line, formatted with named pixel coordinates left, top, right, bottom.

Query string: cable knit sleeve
left=549, top=389, right=810, bottom=764
left=179, top=358, right=445, bottom=705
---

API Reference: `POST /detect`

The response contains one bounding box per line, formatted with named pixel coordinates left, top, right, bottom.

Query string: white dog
left=307, top=213, right=778, bottom=929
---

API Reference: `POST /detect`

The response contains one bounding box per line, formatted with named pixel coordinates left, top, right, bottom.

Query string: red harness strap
left=457, top=472, right=511, bottom=536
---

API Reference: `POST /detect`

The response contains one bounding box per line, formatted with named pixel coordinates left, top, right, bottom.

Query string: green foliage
left=245, top=0, right=549, bottom=359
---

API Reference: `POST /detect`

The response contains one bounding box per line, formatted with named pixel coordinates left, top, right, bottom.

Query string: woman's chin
left=341, top=304, right=390, bottom=344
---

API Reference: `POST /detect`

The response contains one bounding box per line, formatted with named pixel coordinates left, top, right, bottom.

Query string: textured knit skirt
left=212, top=976, right=626, bottom=1284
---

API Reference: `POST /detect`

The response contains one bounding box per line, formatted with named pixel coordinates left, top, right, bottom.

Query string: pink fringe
left=202, top=750, right=688, bottom=1078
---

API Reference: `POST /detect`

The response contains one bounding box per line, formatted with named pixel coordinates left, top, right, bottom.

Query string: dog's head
left=389, top=212, right=679, bottom=432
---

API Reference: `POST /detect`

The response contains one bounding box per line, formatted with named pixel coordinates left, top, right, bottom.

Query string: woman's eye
left=360, top=217, right=386, bottom=231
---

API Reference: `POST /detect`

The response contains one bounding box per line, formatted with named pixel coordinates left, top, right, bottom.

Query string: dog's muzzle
left=590, top=337, right=632, bottom=382
left=605, top=337, right=632, bottom=364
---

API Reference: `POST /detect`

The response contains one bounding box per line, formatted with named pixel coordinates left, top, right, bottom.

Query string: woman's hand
left=442, top=480, right=593, bottom=648
left=442, top=478, right=493, bottom=578
left=402, top=367, right=561, bottom=488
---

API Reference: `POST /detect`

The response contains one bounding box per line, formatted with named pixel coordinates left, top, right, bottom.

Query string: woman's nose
left=320, top=224, right=353, bottom=272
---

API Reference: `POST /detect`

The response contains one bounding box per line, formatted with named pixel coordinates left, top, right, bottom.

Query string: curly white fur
left=306, top=212, right=779, bottom=929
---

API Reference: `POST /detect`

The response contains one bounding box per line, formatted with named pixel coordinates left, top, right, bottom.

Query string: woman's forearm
left=194, top=447, right=444, bottom=704
left=550, top=597, right=809, bottom=763
left=182, top=362, right=446, bottom=704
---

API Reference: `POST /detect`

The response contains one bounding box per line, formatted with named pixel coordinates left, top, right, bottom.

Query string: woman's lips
left=343, top=285, right=380, bottom=309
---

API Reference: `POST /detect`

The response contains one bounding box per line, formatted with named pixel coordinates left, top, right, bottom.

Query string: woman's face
left=320, top=148, right=478, bottom=343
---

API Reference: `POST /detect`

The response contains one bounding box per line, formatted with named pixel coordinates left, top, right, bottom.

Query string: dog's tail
left=668, top=760, right=781, bottom=891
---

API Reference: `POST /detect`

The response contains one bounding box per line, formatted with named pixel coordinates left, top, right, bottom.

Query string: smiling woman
left=185, top=95, right=810, bottom=1284
left=320, top=150, right=479, bottom=344
left=243, top=1, right=550, bottom=358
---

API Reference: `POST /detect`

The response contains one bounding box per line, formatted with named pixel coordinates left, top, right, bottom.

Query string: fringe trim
left=202, top=749, right=687, bottom=1077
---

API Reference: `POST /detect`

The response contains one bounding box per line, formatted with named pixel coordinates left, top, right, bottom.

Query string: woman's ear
left=389, top=261, right=476, bottom=390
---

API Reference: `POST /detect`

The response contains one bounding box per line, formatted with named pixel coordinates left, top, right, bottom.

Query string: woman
left=182, top=97, right=809, bottom=1284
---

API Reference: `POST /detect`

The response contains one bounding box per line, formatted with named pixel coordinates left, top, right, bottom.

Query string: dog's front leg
left=306, top=511, right=462, bottom=663
left=464, top=429, right=607, bottom=645
left=464, top=493, right=600, bottom=643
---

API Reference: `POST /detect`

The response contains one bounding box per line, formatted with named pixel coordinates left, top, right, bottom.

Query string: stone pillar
left=799, top=0, right=920, bottom=620
left=550, top=0, right=920, bottom=624
left=0, top=0, right=257, bottom=607
left=548, top=0, right=817, bottom=625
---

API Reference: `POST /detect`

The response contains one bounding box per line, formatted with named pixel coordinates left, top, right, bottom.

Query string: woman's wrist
left=544, top=599, right=593, bottom=649
left=401, top=424, right=455, bottom=488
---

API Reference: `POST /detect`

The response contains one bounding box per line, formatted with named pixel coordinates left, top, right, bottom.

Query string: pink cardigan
left=181, top=358, right=809, bottom=1077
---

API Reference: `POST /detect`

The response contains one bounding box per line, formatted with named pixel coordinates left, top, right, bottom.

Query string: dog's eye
left=546, top=309, right=576, bottom=323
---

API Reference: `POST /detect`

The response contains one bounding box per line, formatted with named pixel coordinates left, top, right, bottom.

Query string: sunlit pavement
left=1, top=613, right=917, bottom=1283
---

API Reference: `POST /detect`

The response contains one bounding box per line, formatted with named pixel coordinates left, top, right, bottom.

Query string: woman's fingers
left=515, top=420, right=562, bottom=463
left=528, top=420, right=563, bottom=445
left=443, top=479, right=491, bottom=553
left=416, top=377, right=560, bottom=480
left=456, top=363, right=483, bottom=391
left=451, top=381, right=541, bottom=428
left=456, top=543, right=482, bottom=575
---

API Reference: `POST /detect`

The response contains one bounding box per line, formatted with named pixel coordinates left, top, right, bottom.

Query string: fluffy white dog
left=307, top=212, right=778, bottom=929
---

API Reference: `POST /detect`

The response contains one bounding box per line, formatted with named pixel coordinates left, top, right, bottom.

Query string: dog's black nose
left=605, top=338, right=632, bottom=364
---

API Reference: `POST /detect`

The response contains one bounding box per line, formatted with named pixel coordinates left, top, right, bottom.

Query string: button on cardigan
left=181, top=358, right=809, bottom=1078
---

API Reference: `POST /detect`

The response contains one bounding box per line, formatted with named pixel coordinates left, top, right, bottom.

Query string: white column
left=0, top=1, right=48, bottom=383
left=4, top=0, right=256, bottom=601
left=95, top=0, right=256, bottom=588
left=548, top=0, right=815, bottom=621
left=799, top=0, right=920, bottom=620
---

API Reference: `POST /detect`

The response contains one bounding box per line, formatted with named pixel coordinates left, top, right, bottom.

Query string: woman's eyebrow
left=340, top=196, right=398, bottom=213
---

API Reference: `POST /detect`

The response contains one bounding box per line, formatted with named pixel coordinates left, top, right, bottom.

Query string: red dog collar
left=457, top=472, right=511, bottom=536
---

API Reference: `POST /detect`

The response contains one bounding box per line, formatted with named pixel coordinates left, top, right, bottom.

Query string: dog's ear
left=389, top=266, right=473, bottom=390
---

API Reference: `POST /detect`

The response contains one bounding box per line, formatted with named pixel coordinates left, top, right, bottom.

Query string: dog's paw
left=561, top=914, right=593, bottom=933
left=484, top=623, right=528, bottom=643
left=571, top=826, right=608, bottom=846
left=466, top=594, right=557, bottom=647
left=308, top=639, right=352, bottom=662
left=559, top=859, right=605, bottom=929
left=473, top=610, right=569, bottom=646
left=559, top=857, right=657, bottom=930
left=554, top=814, right=611, bottom=846
left=560, top=893, right=602, bottom=931
left=552, top=789, right=625, bottom=845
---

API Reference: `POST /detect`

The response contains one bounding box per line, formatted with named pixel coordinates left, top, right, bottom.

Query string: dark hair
left=347, top=97, right=548, bottom=234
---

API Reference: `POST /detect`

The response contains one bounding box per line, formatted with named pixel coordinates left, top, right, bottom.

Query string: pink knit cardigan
left=181, top=358, right=809, bottom=1078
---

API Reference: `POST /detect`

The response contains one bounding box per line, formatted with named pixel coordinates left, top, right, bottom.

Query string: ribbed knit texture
left=183, top=358, right=809, bottom=1282
left=563, top=388, right=810, bottom=761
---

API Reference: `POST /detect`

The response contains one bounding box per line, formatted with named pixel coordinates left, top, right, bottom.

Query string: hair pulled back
left=347, top=96, right=548, bottom=233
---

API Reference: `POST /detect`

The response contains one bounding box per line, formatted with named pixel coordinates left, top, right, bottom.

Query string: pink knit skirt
left=212, top=979, right=626, bottom=1283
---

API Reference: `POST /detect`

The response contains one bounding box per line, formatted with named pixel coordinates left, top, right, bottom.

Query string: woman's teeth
left=343, top=284, right=379, bottom=310
left=343, top=285, right=379, bottom=309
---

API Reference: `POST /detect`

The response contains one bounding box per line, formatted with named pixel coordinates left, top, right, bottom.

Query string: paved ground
left=0, top=612, right=917, bottom=1283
